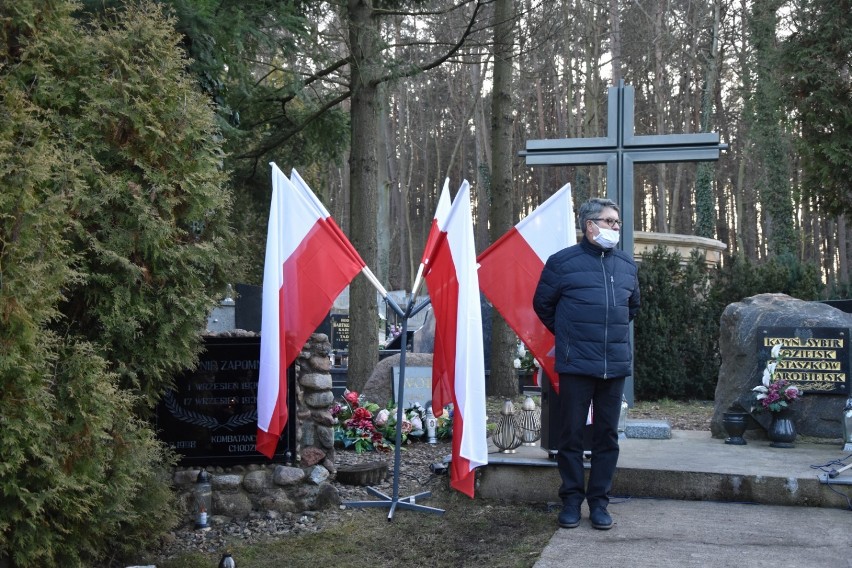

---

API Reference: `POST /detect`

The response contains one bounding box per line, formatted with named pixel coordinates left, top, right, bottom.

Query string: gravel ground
left=150, top=398, right=713, bottom=564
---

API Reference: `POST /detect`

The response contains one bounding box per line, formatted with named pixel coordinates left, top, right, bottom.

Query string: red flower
left=344, top=390, right=359, bottom=408
left=352, top=407, right=372, bottom=421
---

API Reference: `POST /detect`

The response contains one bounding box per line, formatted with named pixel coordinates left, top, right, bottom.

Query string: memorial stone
left=156, top=336, right=293, bottom=465
left=712, top=294, right=852, bottom=440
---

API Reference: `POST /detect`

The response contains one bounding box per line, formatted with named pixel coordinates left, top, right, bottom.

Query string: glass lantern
left=843, top=396, right=852, bottom=452
left=618, top=394, right=629, bottom=437
left=194, top=469, right=212, bottom=530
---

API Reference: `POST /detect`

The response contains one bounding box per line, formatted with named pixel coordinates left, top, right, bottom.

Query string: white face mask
left=593, top=227, right=620, bottom=249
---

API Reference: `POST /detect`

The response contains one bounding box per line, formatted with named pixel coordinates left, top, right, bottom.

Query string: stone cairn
left=172, top=333, right=341, bottom=524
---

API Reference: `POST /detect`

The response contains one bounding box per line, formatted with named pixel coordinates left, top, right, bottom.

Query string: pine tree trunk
left=347, top=0, right=380, bottom=392
left=488, top=0, right=518, bottom=398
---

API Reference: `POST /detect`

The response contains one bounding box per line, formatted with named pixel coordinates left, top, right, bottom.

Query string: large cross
left=523, top=80, right=726, bottom=404
left=523, top=80, right=727, bottom=257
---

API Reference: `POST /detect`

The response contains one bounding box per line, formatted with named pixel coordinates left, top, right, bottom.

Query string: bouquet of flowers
left=513, top=342, right=539, bottom=373
left=751, top=343, right=803, bottom=413
left=331, top=390, right=452, bottom=453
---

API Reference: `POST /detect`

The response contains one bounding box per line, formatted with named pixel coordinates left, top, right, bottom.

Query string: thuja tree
left=1, top=1, right=232, bottom=565
left=633, top=247, right=719, bottom=400
left=32, top=1, right=235, bottom=409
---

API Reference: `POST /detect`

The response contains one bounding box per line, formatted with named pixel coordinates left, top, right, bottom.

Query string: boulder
left=362, top=352, right=433, bottom=404
left=712, top=293, right=850, bottom=440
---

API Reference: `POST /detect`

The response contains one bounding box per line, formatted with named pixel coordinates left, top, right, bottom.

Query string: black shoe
left=557, top=505, right=581, bottom=529
left=590, top=507, right=612, bottom=530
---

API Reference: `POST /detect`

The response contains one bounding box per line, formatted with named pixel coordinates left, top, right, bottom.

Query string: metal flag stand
left=343, top=293, right=445, bottom=520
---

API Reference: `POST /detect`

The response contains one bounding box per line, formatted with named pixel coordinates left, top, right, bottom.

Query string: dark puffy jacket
left=533, top=237, right=640, bottom=378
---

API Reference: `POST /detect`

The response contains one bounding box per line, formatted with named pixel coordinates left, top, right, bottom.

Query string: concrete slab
left=534, top=499, right=852, bottom=568
left=479, top=430, right=852, bottom=508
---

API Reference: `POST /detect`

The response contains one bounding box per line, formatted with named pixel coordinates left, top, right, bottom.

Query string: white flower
left=533, top=357, right=540, bottom=368
left=374, top=408, right=390, bottom=427
left=770, top=343, right=782, bottom=359
left=513, top=358, right=521, bottom=369
left=410, top=415, right=423, bottom=431
left=762, top=367, right=771, bottom=387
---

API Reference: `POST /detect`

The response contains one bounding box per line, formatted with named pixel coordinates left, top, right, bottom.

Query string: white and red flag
left=477, top=183, right=574, bottom=392
left=256, top=164, right=365, bottom=458
left=411, top=178, right=451, bottom=297
left=423, top=180, right=488, bottom=497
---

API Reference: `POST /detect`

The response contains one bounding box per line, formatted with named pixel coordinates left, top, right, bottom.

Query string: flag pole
left=410, top=263, right=426, bottom=300
left=343, top=294, right=444, bottom=519
left=359, top=266, right=404, bottom=318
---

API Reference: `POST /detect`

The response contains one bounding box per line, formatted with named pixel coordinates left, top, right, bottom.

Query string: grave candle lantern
left=194, top=469, right=212, bottom=530
left=493, top=399, right=522, bottom=453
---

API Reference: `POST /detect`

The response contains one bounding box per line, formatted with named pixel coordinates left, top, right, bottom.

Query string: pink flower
left=374, top=408, right=390, bottom=427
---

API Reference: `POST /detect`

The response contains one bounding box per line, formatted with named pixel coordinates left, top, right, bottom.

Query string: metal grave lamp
left=194, top=468, right=212, bottom=530
left=518, top=396, right=542, bottom=446
left=493, top=399, right=522, bottom=453
left=843, top=396, right=852, bottom=452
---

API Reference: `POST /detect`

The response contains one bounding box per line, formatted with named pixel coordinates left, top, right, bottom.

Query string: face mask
left=593, top=227, right=620, bottom=249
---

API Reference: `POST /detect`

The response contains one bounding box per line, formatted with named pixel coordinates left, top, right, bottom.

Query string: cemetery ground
left=145, top=399, right=713, bottom=568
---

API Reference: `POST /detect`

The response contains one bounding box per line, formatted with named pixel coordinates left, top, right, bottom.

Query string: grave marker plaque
left=758, top=327, right=850, bottom=395
left=331, top=314, right=350, bottom=352
left=156, top=336, right=293, bottom=465
left=393, top=366, right=432, bottom=409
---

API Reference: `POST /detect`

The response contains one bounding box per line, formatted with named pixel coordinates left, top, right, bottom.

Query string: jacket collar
left=580, top=235, right=612, bottom=256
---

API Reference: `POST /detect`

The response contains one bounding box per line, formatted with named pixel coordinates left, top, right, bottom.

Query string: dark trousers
left=556, top=373, right=625, bottom=511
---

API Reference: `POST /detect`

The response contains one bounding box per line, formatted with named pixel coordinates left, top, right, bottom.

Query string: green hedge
left=633, top=247, right=823, bottom=401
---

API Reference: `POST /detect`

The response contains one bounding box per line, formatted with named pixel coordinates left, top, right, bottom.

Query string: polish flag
left=411, top=178, right=451, bottom=297
left=477, top=183, right=574, bottom=392
left=424, top=181, right=488, bottom=497
left=256, top=164, right=365, bottom=458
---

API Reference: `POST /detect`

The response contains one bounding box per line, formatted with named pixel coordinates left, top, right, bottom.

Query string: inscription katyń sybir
left=759, top=327, right=850, bottom=395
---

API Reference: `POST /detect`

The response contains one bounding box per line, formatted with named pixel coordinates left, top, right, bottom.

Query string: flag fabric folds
left=256, top=164, right=364, bottom=458
left=477, top=183, right=575, bottom=391
left=424, top=181, right=488, bottom=497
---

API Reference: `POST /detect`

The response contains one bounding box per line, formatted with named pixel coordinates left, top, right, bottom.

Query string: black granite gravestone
left=156, top=336, right=295, bottom=465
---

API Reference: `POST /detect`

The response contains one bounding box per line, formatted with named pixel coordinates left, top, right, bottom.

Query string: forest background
left=0, top=0, right=849, bottom=566
left=145, top=0, right=850, bottom=397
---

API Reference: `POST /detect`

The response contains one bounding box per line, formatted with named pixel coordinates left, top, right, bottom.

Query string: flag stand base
left=342, top=296, right=444, bottom=520
left=344, top=487, right=444, bottom=519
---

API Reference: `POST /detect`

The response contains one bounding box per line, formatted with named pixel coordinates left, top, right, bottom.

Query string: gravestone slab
left=234, top=283, right=261, bottom=332
left=393, top=366, right=432, bottom=409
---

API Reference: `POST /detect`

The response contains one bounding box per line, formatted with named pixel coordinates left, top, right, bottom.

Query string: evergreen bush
left=634, top=248, right=824, bottom=402
left=1, top=2, right=231, bottom=564
left=634, top=247, right=718, bottom=400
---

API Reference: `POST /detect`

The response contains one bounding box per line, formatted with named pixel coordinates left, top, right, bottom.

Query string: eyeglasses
left=590, top=218, right=621, bottom=228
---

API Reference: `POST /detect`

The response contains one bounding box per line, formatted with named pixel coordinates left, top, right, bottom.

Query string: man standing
left=533, top=197, right=640, bottom=530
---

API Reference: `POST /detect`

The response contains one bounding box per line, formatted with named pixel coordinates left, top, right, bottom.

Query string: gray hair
left=578, top=198, right=620, bottom=234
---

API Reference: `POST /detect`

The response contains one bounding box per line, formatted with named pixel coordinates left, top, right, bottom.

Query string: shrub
left=1, top=1, right=231, bottom=564
left=634, top=248, right=824, bottom=402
